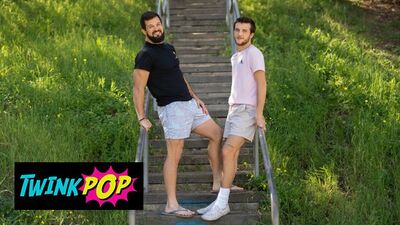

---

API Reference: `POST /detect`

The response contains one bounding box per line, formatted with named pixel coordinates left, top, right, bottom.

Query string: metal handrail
left=226, top=0, right=240, bottom=54
left=257, top=128, right=279, bottom=225
left=128, top=89, right=150, bottom=225
left=157, top=0, right=170, bottom=28
left=135, top=90, right=150, bottom=192
left=226, top=1, right=279, bottom=224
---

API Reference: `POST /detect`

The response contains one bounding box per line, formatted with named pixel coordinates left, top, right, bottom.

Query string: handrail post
left=143, top=131, right=149, bottom=193
left=143, top=91, right=150, bottom=194
left=254, top=132, right=260, bottom=177
left=128, top=210, right=135, bottom=225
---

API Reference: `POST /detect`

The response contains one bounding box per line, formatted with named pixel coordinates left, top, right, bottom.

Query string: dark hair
left=234, top=17, right=256, bottom=33
left=140, top=11, right=162, bottom=29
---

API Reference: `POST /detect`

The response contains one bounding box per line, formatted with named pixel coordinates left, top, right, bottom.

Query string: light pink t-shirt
left=228, top=45, right=265, bottom=106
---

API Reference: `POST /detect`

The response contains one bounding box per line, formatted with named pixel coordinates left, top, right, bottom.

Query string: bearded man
left=132, top=11, right=224, bottom=218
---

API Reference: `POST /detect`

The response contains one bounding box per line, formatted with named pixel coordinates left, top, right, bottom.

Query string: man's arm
left=133, top=69, right=152, bottom=131
left=184, top=78, right=208, bottom=115
left=183, top=78, right=199, bottom=99
left=254, top=70, right=267, bottom=129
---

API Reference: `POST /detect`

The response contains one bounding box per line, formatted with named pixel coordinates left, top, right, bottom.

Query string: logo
left=14, top=162, right=143, bottom=210
left=172, top=51, right=178, bottom=59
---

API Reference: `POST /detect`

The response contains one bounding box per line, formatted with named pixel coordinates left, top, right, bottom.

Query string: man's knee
left=166, top=140, right=184, bottom=161
left=209, top=126, right=223, bottom=143
left=166, top=140, right=184, bottom=149
left=222, top=143, right=236, bottom=160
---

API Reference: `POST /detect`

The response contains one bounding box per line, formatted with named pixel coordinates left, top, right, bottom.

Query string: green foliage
left=0, top=0, right=151, bottom=224
left=240, top=0, right=400, bottom=224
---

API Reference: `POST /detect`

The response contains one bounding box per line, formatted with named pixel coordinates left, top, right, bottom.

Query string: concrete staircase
left=137, top=0, right=261, bottom=224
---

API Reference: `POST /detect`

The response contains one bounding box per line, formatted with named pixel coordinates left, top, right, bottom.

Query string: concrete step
left=142, top=203, right=260, bottom=213
left=172, top=39, right=226, bottom=47
left=170, top=26, right=226, bottom=33
left=137, top=209, right=260, bottom=225
left=176, top=47, right=223, bottom=55
left=149, top=153, right=252, bottom=166
left=150, top=146, right=253, bottom=156
left=202, top=95, right=229, bottom=105
left=137, top=211, right=260, bottom=225
left=171, top=0, right=225, bottom=6
left=148, top=183, right=211, bottom=192
left=181, top=62, right=230, bottom=68
left=185, top=73, right=231, bottom=83
left=179, top=54, right=226, bottom=59
left=175, top=45, right=224, bottom=52
left=171, top=3, right=225, bottom=9
left=145, top=190, right=259, bottom=204
left=179, top=56, right=230, bottom=64
left=149, top=137, right=253, bottom=149
left=181, top=63, right=231, bottom=73
left=173, top=0, right=222, bottom=2
left=191, top=82, right=231, bottom=93
left=170, top=8, right=225, bottom=16
left=171, top=32, right=226, bottom=40
left=171, top=14, right=226, bottom=21
left=171, top=19, right=225, bottom=26
left=148, top=162, right=253, bottom=174
left=170, top=1, right=224, bottom=7
left=148, top=171, right=250, bottom=184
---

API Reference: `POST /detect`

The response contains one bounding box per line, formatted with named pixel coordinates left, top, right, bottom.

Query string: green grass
left=2, top=0, right=400, bottom=224
left=0, top=0, right=151, bottom=224
left=239, top=0, right=400, bottom=224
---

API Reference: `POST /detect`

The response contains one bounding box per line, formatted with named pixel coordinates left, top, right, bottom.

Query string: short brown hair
left=140, top=11, right=162, bottom=29
left=234, top=17, right=256, bottom=33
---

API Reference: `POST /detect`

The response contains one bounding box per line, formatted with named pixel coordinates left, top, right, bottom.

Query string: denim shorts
left=157, top=99, right=211, bottom=139
left=223, top=104, right=257, bottom=142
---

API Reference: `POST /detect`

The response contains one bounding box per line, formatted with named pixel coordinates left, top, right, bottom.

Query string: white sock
left=214, top=187, right=230, bottom=209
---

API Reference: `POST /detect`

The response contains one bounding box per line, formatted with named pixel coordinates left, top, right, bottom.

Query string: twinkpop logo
left=15, top=163, right=143, bottom=210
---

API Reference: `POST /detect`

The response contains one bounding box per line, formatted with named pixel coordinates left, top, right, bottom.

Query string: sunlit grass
left=0, top=0, right=151, bottom=224
left=241, top=0, right=400, bottom=224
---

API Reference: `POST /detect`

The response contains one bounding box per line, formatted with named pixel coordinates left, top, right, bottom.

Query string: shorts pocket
left=244, top=105, right=256, bottom=117
left=157, top=106, right=167, bottom=126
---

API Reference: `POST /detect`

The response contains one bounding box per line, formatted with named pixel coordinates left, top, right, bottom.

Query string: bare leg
left=164, top=139, right=194, bottom=216
left=192, top=119, right=223, bottom=191
left=221, top=136, right=246, bottom=188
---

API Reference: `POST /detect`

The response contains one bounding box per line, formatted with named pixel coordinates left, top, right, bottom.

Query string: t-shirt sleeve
left=134, top=51, right=153, bottom=71
left=250, top=48, right=265, bottom=74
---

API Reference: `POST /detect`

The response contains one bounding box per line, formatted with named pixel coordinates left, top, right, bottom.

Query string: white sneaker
left=201, top=204, right=230, bottom=221
left=196, top=200, right=215, bottom=215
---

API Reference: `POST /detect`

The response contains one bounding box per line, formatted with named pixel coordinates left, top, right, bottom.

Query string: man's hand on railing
left=256, top=114, right=266, bottom=130
left=139, top=118, right=152, bottom=131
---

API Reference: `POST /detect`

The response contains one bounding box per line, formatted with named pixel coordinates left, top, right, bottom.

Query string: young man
left=198, top=16, right=267, bottom=221
left=132, top=11, right=223, bottom=218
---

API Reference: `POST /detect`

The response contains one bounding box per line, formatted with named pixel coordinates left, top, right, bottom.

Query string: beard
left=147, top=30, right=165, bottom=43
left=235, top=36, right=251, bottom=46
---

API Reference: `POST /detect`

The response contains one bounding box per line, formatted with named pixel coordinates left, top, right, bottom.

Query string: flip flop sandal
left=161, top=207, right=195, bottom=218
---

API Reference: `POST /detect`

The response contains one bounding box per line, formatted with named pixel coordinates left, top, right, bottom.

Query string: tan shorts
left=223, top=104, right=257, bottom=142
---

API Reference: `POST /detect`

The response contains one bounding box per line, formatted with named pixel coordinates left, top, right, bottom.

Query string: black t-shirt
left=134, top=42, right=192, bottom=106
